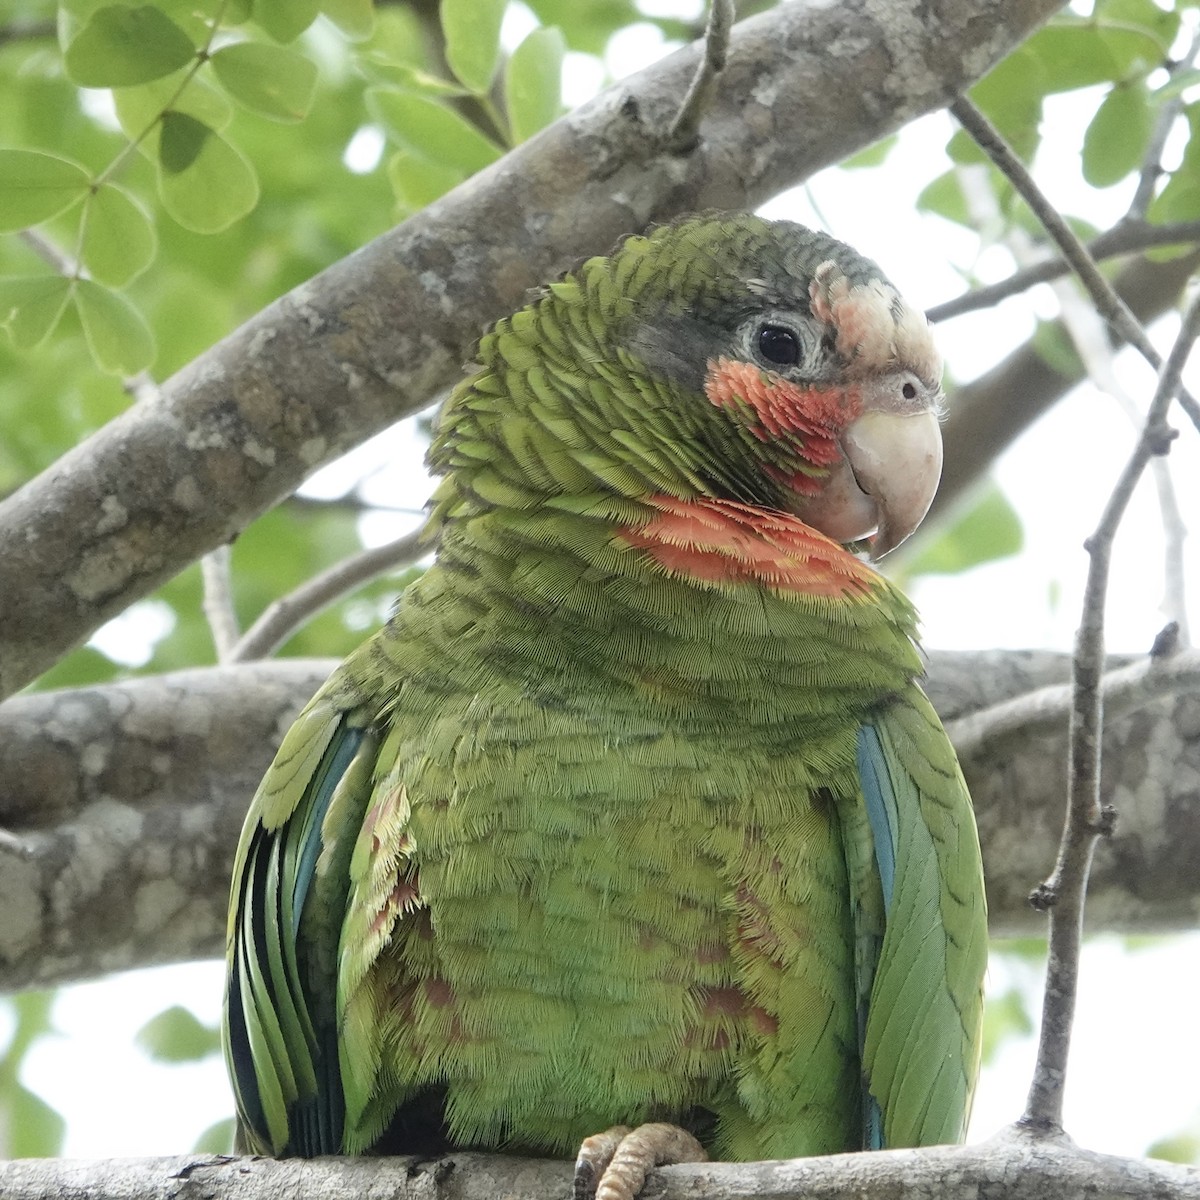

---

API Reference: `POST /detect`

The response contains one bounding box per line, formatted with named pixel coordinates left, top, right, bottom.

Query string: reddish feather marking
left=704, top=356, right=862, bottom=476
left=621, top=496, right=877, bottom=598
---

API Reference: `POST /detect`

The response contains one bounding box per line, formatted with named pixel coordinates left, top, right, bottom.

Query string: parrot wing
left=224, top=694, right=381, bottom=1156
left=844, top=689, right=987, bottom=1149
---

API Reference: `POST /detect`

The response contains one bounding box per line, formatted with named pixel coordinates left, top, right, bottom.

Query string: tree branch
left=667, top=0, right=735, bottom=152
left=0, top=1128, right=1195, bottom=1200
left=948, top=96, right=1200, bottom=433
left=3, top=647, right=1198, bottom=992
left=228, top=528, right=427, bottom=662
left=925, top=220, right=1200, bottom=324
left=927, top=248, right=1200, bottom=527
left=0, top=0, right=1064, bottom=701
left=1022, top=291, right=1200, bottom=1134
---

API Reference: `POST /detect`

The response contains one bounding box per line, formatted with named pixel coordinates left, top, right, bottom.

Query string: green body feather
left=224, top=213, right=987, bottom=1162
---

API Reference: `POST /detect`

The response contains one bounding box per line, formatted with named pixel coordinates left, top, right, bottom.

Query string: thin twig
left=945, top=647, right=1200, bottom=761
left=1128, top=28, right=1200, bottom=220
left=1021, top=287, right=1200, bottom=1135
left=926, top=220, right=1200, bottom=323
left=201, top=546, right=241, bottom=663
left=667, top=0, right=735, bottom=152
left=1052, top=271, right=1190, bottom=646
left=0, top=19, right=55, bottom=47
left=949, top=96, right=1200, bottom=434
left=18, top=228, right=77, bottom=276
left=229, top=527, right=428, bottom=662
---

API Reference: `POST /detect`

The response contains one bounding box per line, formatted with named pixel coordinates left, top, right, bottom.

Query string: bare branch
left=0, top=19, right=55, bottom=47
left=0, top=1128, right=1196, bottom=1200
left=944, top=647, right=1200, bottom=760
left=948, top=96, right=1200, bottom=434
left=229, top=528, right=427, bottom=662
left=201, top=547, right=241, bottom=662
left=928, top=248, right=1200, bottom=526
left=1127, top=28, right=1200, bottom=220
left=1052, top=265, right=1190, bottom=645
left=667, top=0, right=735, bottom=152
left=1022, top=289, right=1200, bottom=1135
left=926, top=220, right=1200, bottom=323
left=0, top=0, right=1066, bottom=702
left=4, top=648, right=1198, bottom=992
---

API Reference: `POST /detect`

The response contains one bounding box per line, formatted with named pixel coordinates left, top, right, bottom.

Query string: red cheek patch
left=704, top=356, right=861, bottom=469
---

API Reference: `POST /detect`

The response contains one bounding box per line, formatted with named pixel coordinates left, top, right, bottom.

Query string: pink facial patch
left=704, top=356, right=860, bottom=471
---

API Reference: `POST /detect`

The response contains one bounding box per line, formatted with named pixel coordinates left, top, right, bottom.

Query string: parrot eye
left=757, top=324, right=801, bottom=366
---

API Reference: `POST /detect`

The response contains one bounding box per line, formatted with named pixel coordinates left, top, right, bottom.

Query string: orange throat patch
left=619, top=495, right=878, bottom=598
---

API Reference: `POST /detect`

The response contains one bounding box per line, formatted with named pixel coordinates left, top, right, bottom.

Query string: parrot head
left=613, top=214, right=944, bottom=558
left=436, top=212, right=944, bottom=558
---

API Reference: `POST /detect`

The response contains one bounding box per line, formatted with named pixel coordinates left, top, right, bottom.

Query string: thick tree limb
left=2, top=649, right=1197, bottom=993
left=0, top=0, right=1063, bottom=701
left=0, top=1128, right=1195, bottom=1200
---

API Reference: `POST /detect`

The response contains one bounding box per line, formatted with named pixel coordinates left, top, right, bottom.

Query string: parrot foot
left=573, top=1122, right=707, bottom=1200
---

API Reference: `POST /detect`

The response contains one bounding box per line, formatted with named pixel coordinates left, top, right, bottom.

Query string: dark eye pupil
left=758, top=324, right=800, bottom=366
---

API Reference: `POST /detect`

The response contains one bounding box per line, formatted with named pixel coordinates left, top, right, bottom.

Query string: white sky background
left=16, top=0, right=1200, bottom=1166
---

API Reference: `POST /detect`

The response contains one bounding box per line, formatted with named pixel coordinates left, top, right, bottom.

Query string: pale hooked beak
left=788, top=373, right=943, bottom=559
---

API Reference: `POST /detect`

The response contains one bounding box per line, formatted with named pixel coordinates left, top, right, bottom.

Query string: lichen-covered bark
left=0, top=0, right=1064, bottom=701
left=1, top=650, right=1195, bottom=993
left=0, top=1128, right=1196, bottom=1200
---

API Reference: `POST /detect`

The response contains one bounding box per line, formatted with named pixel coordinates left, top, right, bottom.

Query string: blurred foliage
left=136, top=1005, right=222, bottom=1063
left=2, top=0, right=1200, bottom=1168
left=897, top=480, right=1023, bottom=584
left=0, top=993, right=65, bottom=1157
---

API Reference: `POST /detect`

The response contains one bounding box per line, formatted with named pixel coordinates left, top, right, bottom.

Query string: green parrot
left=223, top=212, right=987, bottom=1197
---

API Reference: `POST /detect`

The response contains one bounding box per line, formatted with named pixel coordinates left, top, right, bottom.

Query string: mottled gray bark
left=2, top=650, right=1196, bottom=993
left=0, top=1128, right=1195, bottom=1200
left=0, top=0, right=1063, bottom=701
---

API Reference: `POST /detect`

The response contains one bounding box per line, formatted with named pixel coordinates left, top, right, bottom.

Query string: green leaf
left=1155, top=68, right=1200, bottom=102
left=1025, top=22, right=1119, bottom=93
left=193, top=1116, right=237, bottom=1153
left=253, top=0, right=320, bottom=42
left=1031, top=319, right=1084, bottom=379
left=7, top=1084, right=66, bottom=1158
left=0, top=276, right=74, bottom=349
left=387, top=149, right=464, bottom=210
left=1147, top=1131, right=1200, bottom=1165
left=369, top=88, right=502, bottom=173
left=65, top=4, right=197, bottom=87
left=210, top=42, right=318, bottom=122
left=902, top=480, right=1023, bottom=577
left=73, top=278, right=155, bottom=374
left=840, top=134, right=898, bottom=170
left=81, top=184, right=156, bottom=286
left=114, top=72, right=234, bottom=144
left=916, top=170, right=970, bottom=227
left=157, top=112, right=260, bottom=232
left=950, top=46, right=1045, bottom=165
left=321, top=0, right=375, bottom=40
left=1083, top=83, right=1152, bottom=188
left=0, top=149, right=91, bottom=232
left=441, top=0, right=506, bottom=94
left=380, top=64, right=470, bottom=100
left=505, top=26, right=565, bottom=144
left=136, top=1004, right=222, bottom=1062
left=980, top=987, right=1034, bottom=1066
left=1097, top=0, right=1180, bottom=69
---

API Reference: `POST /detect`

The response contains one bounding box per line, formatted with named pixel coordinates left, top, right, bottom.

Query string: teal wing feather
left=223, top=695, right=378, bottom=1155
left=846, top=689, right=987, bottom=1148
